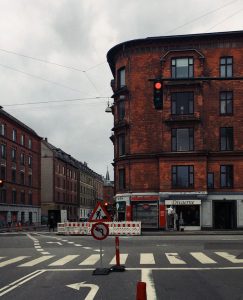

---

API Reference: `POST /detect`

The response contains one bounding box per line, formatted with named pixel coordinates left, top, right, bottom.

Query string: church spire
left=105, top=167, right=110, bottom=181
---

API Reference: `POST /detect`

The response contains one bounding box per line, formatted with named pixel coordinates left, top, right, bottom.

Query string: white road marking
left=0, top=256, right=29, bottom=267
left=0, top=270, right=45, bottom=296
left=109, top=254, right=128, bottom=265
left=190, top=252, right=217, bottom=264
left=74, top=244, right=82, bottom=247
left=67, top=281, right=99, bottom=300
left=165, top=253, right=186, bottom=264
left=83, top=247, right=92, bottom=250
left=35, top=246, right=41, bottom=249
left=18, top=255, right=54, bottom=267
left=41, top=252, right=50, bottom=255
left=79, top=254, right=102, bottom=265
left=140, top=253, right=155, bottom=265
left=141, top=269, right=157, bottom=300
left=215, top=252, right=243, bottom=263
left=36, top=249, right=44, bottom=252
left=67, top=242, right=74, bottom=244
left=49, top=255, right=79, bottom=266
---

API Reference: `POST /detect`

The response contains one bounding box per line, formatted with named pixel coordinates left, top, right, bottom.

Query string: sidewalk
left=142, top=229, right=243, bottom=236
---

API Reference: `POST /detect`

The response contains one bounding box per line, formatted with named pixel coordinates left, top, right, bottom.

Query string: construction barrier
left=57, top=221, right=141, bottom=236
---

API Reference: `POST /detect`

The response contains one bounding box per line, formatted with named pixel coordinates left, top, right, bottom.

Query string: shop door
left=132, top=202, right=158, bottom=229
left=213, top=201, right=236, bottom=229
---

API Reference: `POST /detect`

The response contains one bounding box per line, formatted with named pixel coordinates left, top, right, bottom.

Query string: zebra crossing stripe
left=190, top=252, right=217, bottom=264
left=49, top=255, right=79, bottom=266
left=215, top=252, right=243, bottom=263
left=79, top=254, right=102, bottom=265
left=140, top=253, right=155, bottom=265
left=109, top=254, right=128, bottom=265
left=18, top=255, right=54, bottom=267
left=0, top=256, right=29, bottom=267
left=165, top=253, right=186, bottom=264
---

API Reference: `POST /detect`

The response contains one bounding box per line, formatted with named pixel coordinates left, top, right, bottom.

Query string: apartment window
left=20, top=172, right=25, bottom=185
left=0, top=123, right=6, bottom=136
left=118, top=168, right=126, bottom=190
left=171, top=92, right=194, bottom=115
left=220, top=165, right=233, bottom=188
left=12, top=190, right=17, bottom=204
left=220, top=57, right=233, bottom=78
left=28, top=156, right=32, bottom=168
left=220, top=91, right=233, bottom=115
left=28, top=192, right=33, bottom=205
left=20, top=134, right=25, bottom=146
left=118, top=134, right=125, bottom=156
left=1, top=144, right=6, bottom=159
left=11, top=148, right=17, bottom=162
left=20, top=153, right=25, bottom=165
left=172, top=57, right=194, bottom=78
left=12, top=129, right=17, bottom=142
left=220, top=127, right=233, bottom=151
left=28, top=174, right=32, bottom=186
left=20, top=191, right=25, bottom=204
left=118, top=67, right=125, bottom=88
left=12, top=169, right=16, bottom=183
left=0, top=165, right=6, bottom=180
left=172, top=165, right=194, bottom=188
left=207, top=172, right=214, bottom=189
left=28, top=138, right=32, bottom=149
left=118, top=96, right=125, bottom=120
left=172, top=128, right=194, bottom=151
left=0, top=189, right=6, bottom=203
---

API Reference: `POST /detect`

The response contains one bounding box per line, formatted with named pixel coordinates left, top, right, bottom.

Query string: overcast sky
left=1, top=0, right=242, bottom=179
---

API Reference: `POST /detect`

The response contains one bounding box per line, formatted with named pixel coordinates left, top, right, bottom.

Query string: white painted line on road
left=18, top=255, right=54, bottom=267
left=36, top=249, right=44, bottom=252
left=109, top=254, right=128, bottom=265
left=41, top=252, right=50, bottom=255
left=190, top=252, right=217, bottom=264
left=0, top=257, right=5, bottom=260
left=215, top=252, right=243, bottom=263
left=165, top=253, right=186, bottom=264
left=0, top=256, right=29, bottom=267
left=35, top=246, right=41, bottom=249
left=49, top=255, right=79, bottom=266
left=83, top=247, right=92, bottom=250
left=141, top=269, right=157, bottom=300
left=140, top=253, right=155, bottom=265
left=79, top=254, right=102, bottom=265
left=67, top=242, right=74, bottom=244
left=74, top=244, right=82, bottom=247
left=0, top=270, right=45, bottom=296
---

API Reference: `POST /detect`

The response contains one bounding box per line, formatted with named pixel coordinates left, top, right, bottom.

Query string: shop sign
left=165, top=200, right=201, bottom=205
left=131, top=195, right=159, bottom=201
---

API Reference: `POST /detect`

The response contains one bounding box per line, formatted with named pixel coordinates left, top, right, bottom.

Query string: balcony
left=112, top=120, right=129, bottom=131
left=164, top=113, right=201, bottom=124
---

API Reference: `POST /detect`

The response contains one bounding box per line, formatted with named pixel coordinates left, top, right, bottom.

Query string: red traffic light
left=154, top=82, right=162, bottom=89
left=0, top=179, right=4, bottom=187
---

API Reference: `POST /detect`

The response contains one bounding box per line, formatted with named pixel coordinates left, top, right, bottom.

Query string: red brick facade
left=107, top=31, right=243, bottom=230
left=0, top=108, right=41, bottom=227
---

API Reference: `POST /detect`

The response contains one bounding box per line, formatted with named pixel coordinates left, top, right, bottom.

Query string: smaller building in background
left=0, top=107, right=41, bottom=227
left=103, top=168, right=115, bottom=219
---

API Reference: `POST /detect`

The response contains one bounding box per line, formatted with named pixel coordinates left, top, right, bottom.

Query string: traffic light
left=0, top=179, right=4, bottom=188
left=153, top=80, right=163, bottom=110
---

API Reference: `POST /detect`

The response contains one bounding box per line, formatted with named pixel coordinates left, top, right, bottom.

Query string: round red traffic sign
left=91, top=222, right=109, bottom=240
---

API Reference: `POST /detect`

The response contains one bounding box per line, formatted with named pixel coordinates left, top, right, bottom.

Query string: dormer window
left=171, top=57, right=194, bottom=78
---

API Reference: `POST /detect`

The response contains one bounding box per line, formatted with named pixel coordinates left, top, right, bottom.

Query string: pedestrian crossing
left=0, top=252, right=242, bottom=268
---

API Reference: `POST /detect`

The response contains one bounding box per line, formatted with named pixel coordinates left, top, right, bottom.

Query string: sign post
left=91, top=222, right=110, bottom=275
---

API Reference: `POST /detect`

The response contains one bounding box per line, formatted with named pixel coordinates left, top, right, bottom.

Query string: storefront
left=165, top=199, right=201, bottom=231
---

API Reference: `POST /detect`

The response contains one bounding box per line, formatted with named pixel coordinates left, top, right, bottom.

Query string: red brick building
left=0, top=107, right=41, bottom=227
left=107, top=30, right=243, bottom=230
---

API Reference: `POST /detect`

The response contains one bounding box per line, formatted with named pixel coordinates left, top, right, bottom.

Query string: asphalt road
left=0, top=232, right=243, bottom=299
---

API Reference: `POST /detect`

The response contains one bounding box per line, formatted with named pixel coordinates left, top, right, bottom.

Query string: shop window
left=118, top=168, right=126, bottom=190
left=171, top=92, right=194, bottom=115
left=220, top=56, right=233, bottom=78
left=220, top=127, right=233, bottom=151
left=172, top=128, right=194, bottom=151
left=118, top=134, right=125, bottom=156
left=172, top=165, right=194, bottom=188
left=171, top=57, right=194, bottom=78
left=117, top=67, right=125, bottom=88
left=220, top=165, right=233, bottom=188
left=207, top=172, right=214, bottom=189
left=220, top=91, right=233, bottom=115
left=118, top=96, right=125, bottom=120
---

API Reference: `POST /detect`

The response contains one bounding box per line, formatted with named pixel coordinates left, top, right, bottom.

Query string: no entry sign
left=91, top=222, right=109, bottom=241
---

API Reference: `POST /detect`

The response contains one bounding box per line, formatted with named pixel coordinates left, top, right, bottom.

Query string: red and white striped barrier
left=57, top=221, right=141, bottom=236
